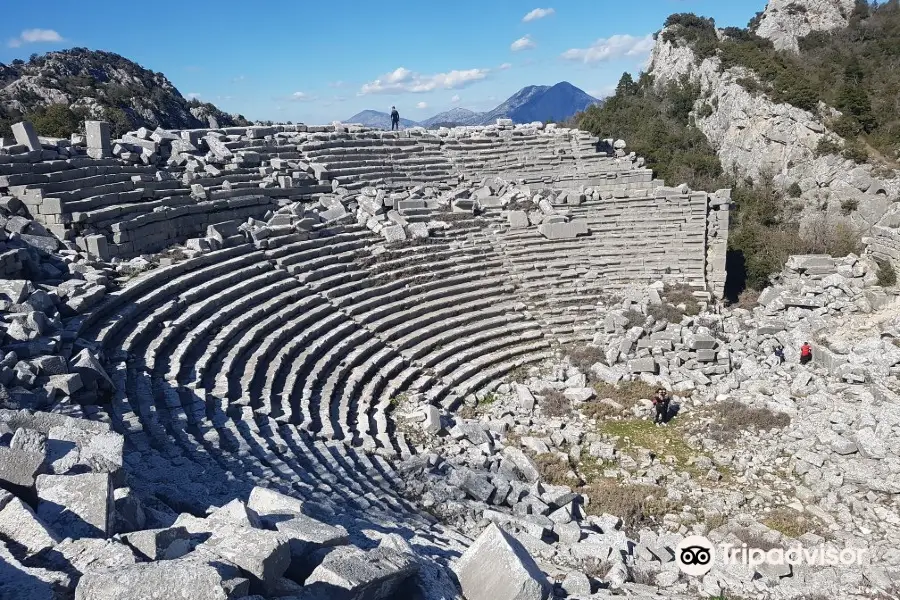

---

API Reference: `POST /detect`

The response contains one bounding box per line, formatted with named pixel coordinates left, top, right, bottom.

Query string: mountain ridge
left=347, top=81, right=599, bottom=129
left=0, top=48, right=250, bottom=139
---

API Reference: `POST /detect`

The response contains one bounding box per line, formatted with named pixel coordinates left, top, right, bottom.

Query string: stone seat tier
left=121, top=260, right=274, bottom=356
left=84, top=245, right=259, bottom=346
left=142, top=267, right=292, bottom=373
left=211, top=292, right=323, bottom=402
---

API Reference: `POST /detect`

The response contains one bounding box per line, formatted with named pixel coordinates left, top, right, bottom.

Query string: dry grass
left=762, top=507, right=814, bottom=539
left=506, top=199, right=537, bottom=212
left=594, top=381, right=657, bottom=405
left=663, top=283, right=701, bottom=316
left=506, top=365, right=528, bottom=383
left=623, top=310, right=645, bottom=329
left=582, top=381, right=657, bottom=421
left=540, top=390, right=571, bottom=417
left=533, top=452, right=573, bottom=486
left=736, top=288, right=760, bottom=309
left=597, top=417, right=723, bottom=480
left=565, top=343, right=605, bottom=374
left=701, top=401, right=791, bottom=441
left=647, top=303, right=685, bottom=324
left=581, top=479, right=679, bottom=533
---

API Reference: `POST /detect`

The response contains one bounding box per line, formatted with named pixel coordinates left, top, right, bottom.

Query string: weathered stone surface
left=455, top=523, right=550, bottom=600
left=74, top=559, right=237, bottom=600
left=36, top=472, right=114, bottom=538
left=0, top=495, right=60, bottom=554
left=121, top=526, right=194, bottom=560
left=303, top=545, right=418, bottom=600
left=198, top=527, right=290, bottom=584
left=247, top=486, right=304, bottom=523
left=0, top=445, right=45, bottom=489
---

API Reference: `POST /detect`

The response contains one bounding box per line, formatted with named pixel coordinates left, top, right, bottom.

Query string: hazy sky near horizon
left=1, top=0, right=765, bottom=123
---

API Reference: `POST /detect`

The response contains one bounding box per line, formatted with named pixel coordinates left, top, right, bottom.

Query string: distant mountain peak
left=347, top=82, right=598, bottom=130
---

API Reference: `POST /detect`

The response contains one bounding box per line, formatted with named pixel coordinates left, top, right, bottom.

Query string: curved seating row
left=80, top=216, right=558, bottom=518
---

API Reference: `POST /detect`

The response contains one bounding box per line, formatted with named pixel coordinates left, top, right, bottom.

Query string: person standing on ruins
left=800, top=342, right=813, bottom=365
left=652, top=388, right=670, bottom=426
left=390, top=106, right=400, bottom=131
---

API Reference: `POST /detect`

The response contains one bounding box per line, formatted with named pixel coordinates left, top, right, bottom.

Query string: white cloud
left=186, top=92, right=202, bottom=100
left=511, top=35, right=536, bottom=52
left=290, top=91, right=314, bottom=101
left=360, top=66, right=489, bottom=95
left=523, top=8, right=554, bottom=22
left=498, top=62, right=512, bottom=70
left=416, top=101, right=428, bottom=109
left=232, top=75, right=245, bottom=83
left=7, top=28, right=63, bottom=48
left=561, top=34, right=655, bottom=64
left=329, top=80, right=345, bottom=88
left=451, top=94, right=461, bottom=103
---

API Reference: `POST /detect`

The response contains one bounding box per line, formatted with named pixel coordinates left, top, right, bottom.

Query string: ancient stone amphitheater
left=0, top=119, right=733, bottom=599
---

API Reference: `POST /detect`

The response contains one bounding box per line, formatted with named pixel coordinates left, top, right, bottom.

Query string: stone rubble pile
left=0, top=413, right=432, bottom=600
left=0, top=207, right=117, bottom=413
left=386, top=252, right=900, bottom=599
left=588, top=284, right=731, bottom=389
left=395, top=364, right=696, bottom=598
left=743, top=253, right=898, bottom=383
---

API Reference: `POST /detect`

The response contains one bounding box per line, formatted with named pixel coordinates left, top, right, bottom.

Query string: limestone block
left=514, top=383, right=535, bottom=411
left=454, top=523, right=550, bottom=600
left=85, top=121, right=111, bottom=158
left=0, top=445, right=45, bottom=489
left=74, top=559, right=241, bottom=600
left=628, top=358, right=657, bottom=373
left=407, top=222, right=429, bottom=239
left=0, top=495, right=60, bottom=555
left=508, top=210, right=529, bottom=229
left=537, top=222, right=576, bottom=240
left=303, top=545, right=418, bottom=599
left=247, top=486, right=304, bottom=523
left=121, top=526, right=193, bottom=560
left=85, top=234, right=110, bottom=261
left=421, top=404, right=442, bottom=434
left=198, top=528, right=291, bottom=585
left=36, top=472, right=114, bottom=538
left=382, top=224, right=407, bottom=243
left=12, top=121, right=41, bottom=151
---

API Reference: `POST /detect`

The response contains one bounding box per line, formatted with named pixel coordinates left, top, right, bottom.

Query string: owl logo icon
left=676, top=535, right=716, bottom=576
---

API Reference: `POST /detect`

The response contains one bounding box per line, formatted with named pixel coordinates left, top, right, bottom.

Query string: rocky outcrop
left=648, top=25, right=900, bottom=234
left=754, top=0, right=856, bottom=52
left=0, top=48, right=250, bottom=136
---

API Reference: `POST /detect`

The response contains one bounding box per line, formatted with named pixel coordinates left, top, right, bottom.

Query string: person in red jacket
left=800, top=342, right=813, bottom=365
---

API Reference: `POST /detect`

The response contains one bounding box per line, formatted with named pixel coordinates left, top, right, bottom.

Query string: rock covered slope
left=754, top=0, right=856, bottom=52
left=648, top=0, right=900, bottom=234
left=0, top=48, right=250, bottom=138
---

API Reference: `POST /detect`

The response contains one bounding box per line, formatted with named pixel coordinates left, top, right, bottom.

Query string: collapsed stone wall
left=0, top=120, right=729, bottom=298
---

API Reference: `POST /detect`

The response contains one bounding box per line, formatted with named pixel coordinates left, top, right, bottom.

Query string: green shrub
left=840, top=198, right=859, bottom=215
left=787, top=182, right=803, bottom=198
left=815, top=137, right=843, bottom=157
left=841, top=142, right=869, bottom=163
left=876, top=258, right=897, bottom=287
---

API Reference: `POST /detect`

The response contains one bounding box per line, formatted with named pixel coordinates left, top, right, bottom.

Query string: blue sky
left=1, top=0, right=765, bottom=124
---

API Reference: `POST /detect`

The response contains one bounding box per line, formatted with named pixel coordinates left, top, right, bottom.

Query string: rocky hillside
left=648, top=1, right=900, bottom=234
left=754, top=0, right=856, bottom=51
left=0, top=48, right=250, bottom=139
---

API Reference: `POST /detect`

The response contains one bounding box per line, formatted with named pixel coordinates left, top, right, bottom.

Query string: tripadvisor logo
left=676, top=535, right=867, bottom=577
left=676, top=535, right=715, bottom=576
